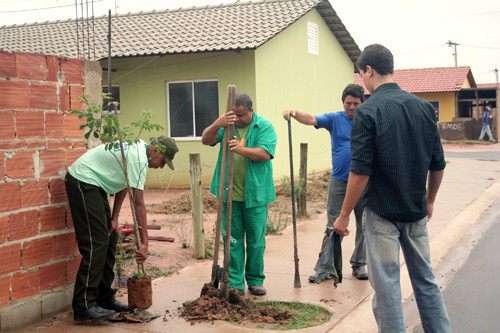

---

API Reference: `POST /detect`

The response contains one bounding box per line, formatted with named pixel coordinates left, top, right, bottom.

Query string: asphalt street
left=413, top=197, right=500, bottom=333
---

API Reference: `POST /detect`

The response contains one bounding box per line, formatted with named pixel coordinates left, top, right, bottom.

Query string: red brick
left=0, top=111, right=15, bottom=139
left=59, top=85, right=70, bottom=111
left=46, top=112, right=64, bottom=138
left=47, top=55, right=59, bottom=82
left=0, top=182, right=21, bottom=213
left=22, top=237, right=51, bottom=269
left=0, top=51, right=16, bottom=78
left=40, top=150, right=65, bottom=177
left=72, top=141, right=88, bottom=149
left=0, top=216, right=7, bottom=244
left=27, top=140, right=46, bottom=149
left=30, top=83, right=58, bottom=110
left=49, top=178, right=67, bottom=205
left=0, top=151, right=4, bottom=181
left=11, top=269, right=40, bottom=301
left=66, top=149, right=85, bottom=167
left=0, top=243, right=21, bottom=275
left=9, top=209, right=39, bottom=241
left=0, top=141, right=25, bottom=150
left=0, top=81, right=30, bottom=110
left=16, top=111, right=45, bottom=138
left=0, top=276, right=11, bottom=306
left=67, top=256, right=81, bottom=282
left=63, top=113, right=86, bottom=138
left=69, top=86, right=84, bottom=111
left=48, top=140, right=72, bottom=149
left=5, top=151, right=34, bottom=179
left=40, top=206, right=66, bottom=232
left=51, top=232, right=76, bottom=260
left=61, top=59, right=83, bottom=84
left=16, top=52, right=47, bottom=81
left=21, top=179, right=49, bottom=208
left=40, top=261, right=67, bottom=290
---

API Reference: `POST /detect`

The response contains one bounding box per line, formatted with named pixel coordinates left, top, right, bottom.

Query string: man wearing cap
left=479, top=107, right=495, bottom=142
left=65, top=136, right=178, bottom=322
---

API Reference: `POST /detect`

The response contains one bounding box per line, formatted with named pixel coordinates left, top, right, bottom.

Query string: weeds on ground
left=267, top=209, right=288, bottom=235
left=147, top=265, right=172, bottom=277
left=173, top=217, right=190, bottom=248
left=114, top=231, right=135, bottom=288
left=256, top=301, right=331, bottom=329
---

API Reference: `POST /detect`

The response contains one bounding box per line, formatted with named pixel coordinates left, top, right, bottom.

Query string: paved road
left=445, top=150, right=500, bottom=161
left=414, top=197, right=500, bottom=333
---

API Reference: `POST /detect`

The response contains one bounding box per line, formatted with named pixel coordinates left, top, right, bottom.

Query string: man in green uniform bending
left=65, top=136, right=178, bottom=321
left=202, top=92, right=277, bottom=296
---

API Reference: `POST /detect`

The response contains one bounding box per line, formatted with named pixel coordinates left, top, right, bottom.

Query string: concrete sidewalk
left=19, top=145, right=500, bottom=332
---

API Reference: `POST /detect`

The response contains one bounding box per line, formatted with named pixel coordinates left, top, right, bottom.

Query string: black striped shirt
left=350, top=83, right=446, bottom=222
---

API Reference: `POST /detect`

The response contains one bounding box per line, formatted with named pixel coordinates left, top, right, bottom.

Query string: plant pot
left=127, top=275, right=153, bottom=310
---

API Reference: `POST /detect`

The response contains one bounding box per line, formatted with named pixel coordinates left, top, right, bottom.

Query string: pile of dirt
left=148, top=189, right=218, bottom=214
left=179, top=283, right=293, bottom=325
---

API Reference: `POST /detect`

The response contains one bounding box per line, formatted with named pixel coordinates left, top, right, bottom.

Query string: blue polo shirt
left=315, top=111, right=353, bottom=181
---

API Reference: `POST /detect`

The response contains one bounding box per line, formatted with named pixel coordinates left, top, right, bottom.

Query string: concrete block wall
left=0, top=50, right=100, bottom=331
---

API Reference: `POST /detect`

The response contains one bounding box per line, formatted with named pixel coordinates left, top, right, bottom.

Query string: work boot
left=74, top=306, right=115, bottom=322
left=248, top=285, right=266, bottom=296
left=100, top=299, right=131, bottom=312
left=352, top=266, right=369, bottom=280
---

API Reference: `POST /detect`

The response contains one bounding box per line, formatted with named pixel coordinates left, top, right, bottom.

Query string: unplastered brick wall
left=0, top=50, right=94, bottom=309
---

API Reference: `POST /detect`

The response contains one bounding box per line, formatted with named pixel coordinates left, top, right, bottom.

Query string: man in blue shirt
left=478, top=106, right=495, bottom=142
left=283, top=84, right=368, bottom=285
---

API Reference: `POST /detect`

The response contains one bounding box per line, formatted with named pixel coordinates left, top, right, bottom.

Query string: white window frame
left=166, top=79, right=219, bottom=141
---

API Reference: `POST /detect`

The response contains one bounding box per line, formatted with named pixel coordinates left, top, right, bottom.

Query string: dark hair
left=342, top=84, right=365, bottom=103
left=235, top=92, right=253, bottom=110
left=356, top=44, right=394, bottom=75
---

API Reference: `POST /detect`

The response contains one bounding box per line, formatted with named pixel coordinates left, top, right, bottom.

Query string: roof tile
left=1, top=0, right=359, bottom=63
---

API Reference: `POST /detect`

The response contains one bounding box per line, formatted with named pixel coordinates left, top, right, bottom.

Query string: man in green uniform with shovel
left=202, top=92, right=277, bottom=296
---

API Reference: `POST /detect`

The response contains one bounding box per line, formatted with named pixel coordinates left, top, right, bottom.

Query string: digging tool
left=288, top=119, right=301, bottom=288
left=209, top=85, right=236, bottom=299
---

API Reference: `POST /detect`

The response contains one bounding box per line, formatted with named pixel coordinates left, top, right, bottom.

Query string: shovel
left=209, top=85, right=236, bottom=299
left=288, top=119, right=301, bottom=288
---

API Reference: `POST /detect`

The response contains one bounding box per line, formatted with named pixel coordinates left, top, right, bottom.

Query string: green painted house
left=1, top=0, right=360, bottom=187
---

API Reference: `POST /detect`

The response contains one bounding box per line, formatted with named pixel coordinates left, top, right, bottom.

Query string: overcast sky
left=1, top=0, right=499, bottom=83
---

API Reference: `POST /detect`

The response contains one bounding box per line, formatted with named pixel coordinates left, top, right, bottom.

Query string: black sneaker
left=74, top=306, right=115, bottom=322
left=100, top=300, right=131, bottom=312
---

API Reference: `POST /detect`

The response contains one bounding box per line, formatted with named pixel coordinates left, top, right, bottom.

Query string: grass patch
left=257, top=301, right=331, bottom=330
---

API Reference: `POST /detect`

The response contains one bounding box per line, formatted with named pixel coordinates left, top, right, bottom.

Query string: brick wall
left=0, top=50, right=91, bottom=310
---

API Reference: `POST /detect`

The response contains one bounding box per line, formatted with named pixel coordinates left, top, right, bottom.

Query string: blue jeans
left=363, top=208, right=452, bottom=333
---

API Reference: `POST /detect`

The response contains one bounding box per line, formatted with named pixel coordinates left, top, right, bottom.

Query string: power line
left=0, top=0, right=103, bottom=14
left=461, top=44, right=500, bottom=50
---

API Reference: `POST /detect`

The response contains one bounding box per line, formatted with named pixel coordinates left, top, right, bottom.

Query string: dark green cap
left=155, top=136, right=178, bottom=170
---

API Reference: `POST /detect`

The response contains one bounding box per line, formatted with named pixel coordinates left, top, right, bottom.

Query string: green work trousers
left=222, top=201, right=267, bottom=290
left=65, top=173, right=117, bottom=311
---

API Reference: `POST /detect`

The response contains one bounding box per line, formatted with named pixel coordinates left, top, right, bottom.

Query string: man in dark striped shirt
left=333, top=44, right=452, bottom=332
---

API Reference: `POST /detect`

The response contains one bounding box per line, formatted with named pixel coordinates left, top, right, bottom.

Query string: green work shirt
left=210, top=112, right=277, bottom=208
left=68, top=140, right=149, bottom=194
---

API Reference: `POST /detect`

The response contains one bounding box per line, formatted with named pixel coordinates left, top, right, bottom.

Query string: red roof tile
left=355, top=66, right=476, bottom=94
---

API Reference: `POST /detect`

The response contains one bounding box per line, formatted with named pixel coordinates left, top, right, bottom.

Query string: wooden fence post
left=189, top=153, right=205, bottom=259
left=299, top=143, right=308, bottom=215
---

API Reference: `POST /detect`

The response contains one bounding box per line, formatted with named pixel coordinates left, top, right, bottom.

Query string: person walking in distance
left=478, top=106, right=495, bottom=142
left=282, top=84, right=368, bottom=285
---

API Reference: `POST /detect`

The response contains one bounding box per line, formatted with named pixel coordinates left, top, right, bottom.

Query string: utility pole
left=494, top=68, right=499, bottom=84
left=447, top=40, right=459, bottom=66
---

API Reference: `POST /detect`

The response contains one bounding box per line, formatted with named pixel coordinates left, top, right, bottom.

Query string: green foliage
left=266, top=209, right=288, bottom=235
left=71, top=93, right=164, bottom=151
left=130, top=271, right=147, bottom=280
left=257, top=301, right=331, bottom=329
left=147, top=265, right=172, bottom=277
